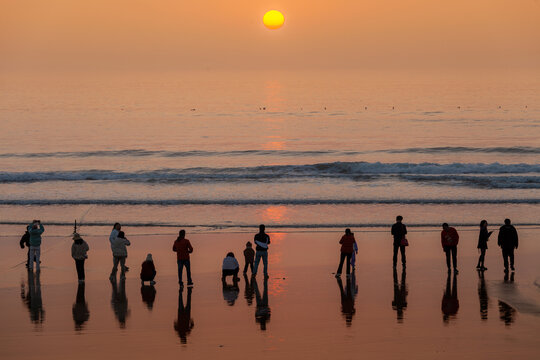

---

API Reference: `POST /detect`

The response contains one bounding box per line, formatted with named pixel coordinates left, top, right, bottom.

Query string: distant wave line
left=0, top=162, right=539, bottom=185
left=0, top=198, right=538, bottom=205
left=0, top=146, right=539, bottom=158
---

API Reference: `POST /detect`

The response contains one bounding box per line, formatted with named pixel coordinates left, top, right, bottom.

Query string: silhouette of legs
left=502, top=248, right=515, bottom=271
left=477, top=248, right=486, bottom=269
left=253, top=251, right=268, bottom=276
left=393, top=244, right=406, bottom=267
left=336, top=252, right=352, bottom=275
left=444, top=246, right=457, bottom=270
left=75, top=259, right=85, bottom=281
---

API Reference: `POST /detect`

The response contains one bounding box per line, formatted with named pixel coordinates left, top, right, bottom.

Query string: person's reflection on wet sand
left=243, top=273, right=254, bottom=306
left=222, top=278, right=239, bottom=306
left=392, top=269, right=408, bottom=323
left=477, top=270, right=488, bottom=320
left=110, top=278, right=130, bottom=328
left=441, top=272, right=459, bottom=323
left=174, top=287, right=194, bottom=344
left=336, top=273, right=356, bottom=326
left=20, top=269, right=45, bottom=327
left=254, top=278, right=271, bottom=330
left=499, top=272, right=516, bottom=325
left=141, top=284, right=156, bottom=310
left=72, top=282, right=90, bottom=330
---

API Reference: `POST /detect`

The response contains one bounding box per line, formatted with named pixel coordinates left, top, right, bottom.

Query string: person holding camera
left=27, top=220, right=45, bottom=271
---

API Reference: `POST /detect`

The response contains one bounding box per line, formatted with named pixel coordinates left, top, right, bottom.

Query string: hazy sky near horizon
left=1, top=0, right=540, bottom=72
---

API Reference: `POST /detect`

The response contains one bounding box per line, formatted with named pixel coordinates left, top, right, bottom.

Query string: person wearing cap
left=71, top=233, right=89, bottom=283
left=140, top=254, right=157, bottom=285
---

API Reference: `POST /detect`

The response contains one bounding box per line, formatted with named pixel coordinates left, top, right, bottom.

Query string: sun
left=263, top=10, right=284, bottom=30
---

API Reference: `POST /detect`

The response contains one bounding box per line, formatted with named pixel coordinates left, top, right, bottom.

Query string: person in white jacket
left=222, top=252, right=240, bottom=282
left=110, top=231, right=131, bottom=281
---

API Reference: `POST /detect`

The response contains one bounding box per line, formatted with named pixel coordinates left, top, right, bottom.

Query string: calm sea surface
left=0, top=71, right=539, bottom=233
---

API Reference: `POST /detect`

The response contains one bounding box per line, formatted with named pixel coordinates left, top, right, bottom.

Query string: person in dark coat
left=335, top=228, right=357, bottom=277
left=391, top=215, right=407, bottom=269
left=441, top=223, right=459, bottom=274
left=498, top=219, right=518, bottom=272
left=476, top=220, right=492, bottom=271
left=140, top=253, right=156, bottom=285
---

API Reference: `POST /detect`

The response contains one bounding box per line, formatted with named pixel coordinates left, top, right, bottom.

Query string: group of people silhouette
left=18, top=216, right=521, bottom=338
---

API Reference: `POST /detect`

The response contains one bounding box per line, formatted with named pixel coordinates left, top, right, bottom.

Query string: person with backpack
left=20, top=228, right=32, bottom=268
left=498, top=219, right=519, bottom=273
left=27, top=220, right=44, bottom=271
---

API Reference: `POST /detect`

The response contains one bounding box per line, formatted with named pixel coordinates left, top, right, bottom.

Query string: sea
left=0, top=70, right=539, bottom=235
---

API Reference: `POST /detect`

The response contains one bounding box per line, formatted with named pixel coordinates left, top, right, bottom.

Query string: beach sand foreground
left=1, top=227, right=539, bottom=359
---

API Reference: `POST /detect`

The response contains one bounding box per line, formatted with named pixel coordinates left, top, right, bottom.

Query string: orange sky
left=1, top=0, right=539, bottom=71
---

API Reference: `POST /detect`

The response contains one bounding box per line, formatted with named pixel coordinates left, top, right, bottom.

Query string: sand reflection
left=20, top=270, right=45, bottom=329
left=110, top=279, right=130, bottom=328
left=254, top=278, right=271, bottom=331
left=477, top=271, right=488, bottom=320
left=174, top=287, right=194, bottom=344
left=141, top=284, right=156, bottom=310
left=442, top=273, right=459, bottom=323
left=337, top=273, right=357, bottom=326
left=72, top=283, right=90, bottom=331
left=392, top=269, right=408, bottom=323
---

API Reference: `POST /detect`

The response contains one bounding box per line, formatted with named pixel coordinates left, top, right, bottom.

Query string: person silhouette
left=110, top=278, right=130, bottom=328
left=392, top=269, right=408, bottom=323
left=174, top=287, right=194, bottom=344
left=391, top=216, right=407, bottom=269
left=441, top=272, right=459, bottom=323
left=254, top=278, right=271, bottom=330
left=477, top=271, right=488, bottom=320
left=243, top=273, right=255, bottom=306
left=337, top=273, right=357, bottom=326
left=72, top=282, right=90, bottom=330
left=140, top=284, right=156, bottom=310
left=498, top=219, right=519, bottom=273
left=476, top=220, right=492, bottom=271
left=20, top=269, right=45, bottom=327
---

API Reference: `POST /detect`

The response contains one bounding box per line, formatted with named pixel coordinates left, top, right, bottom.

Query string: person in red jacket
left=335, top=228, right=357, bottom=277
left=140, top=253, right=156, bottom=285
left=441, top=223, right=459, bottom=274
left=173, top=230, right=194, bottom=288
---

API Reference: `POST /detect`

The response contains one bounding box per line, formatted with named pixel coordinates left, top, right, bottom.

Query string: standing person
left=498, top=219, right=518, bottom=273
left=222, top=252, right=240, bottom=281
left=243, top=242, right=255, bottom=274
left=140, top=254, right=156, bottom=285
left=335, top=228, right=356, bottom=277
left=476, top=220, right=492, bottom=271
left=109, top=223, right=128, bottom=272
left=173, top=230, right=193, bottom=288
left=71, top=233, right=89, bottom=283
left=109, top=231, right=130, bottom=281
left=19, top=228, right=32, bottom=268
left=27, top=220, right=44, bottom=271
left=391, top=215, right=407, bottom=269
left=253, top=224, right=270, bottom=278
left=441, top=223, right=459, bottom=274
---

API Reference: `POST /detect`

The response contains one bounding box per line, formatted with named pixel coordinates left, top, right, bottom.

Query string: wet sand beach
left=1, top=226, right=539, bottom=359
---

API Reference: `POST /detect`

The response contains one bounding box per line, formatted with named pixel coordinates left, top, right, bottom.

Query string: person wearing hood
left=71, top=233, right=89, bottom=283
left=140, top=253, right=156, bottom=285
